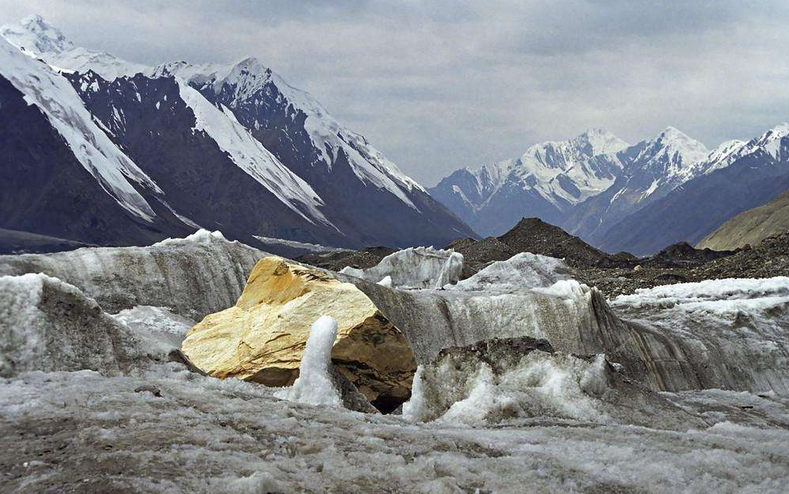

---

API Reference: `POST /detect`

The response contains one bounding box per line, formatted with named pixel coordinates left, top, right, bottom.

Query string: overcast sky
left=2, top=0, right=788, bottom=186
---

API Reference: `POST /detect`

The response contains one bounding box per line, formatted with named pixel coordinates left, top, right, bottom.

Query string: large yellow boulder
left=181, top=256, right=416, bottom=409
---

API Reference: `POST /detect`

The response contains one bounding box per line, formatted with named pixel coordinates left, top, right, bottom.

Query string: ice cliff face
left=0, top=230, right=265, bottom=320
left=339, top=252, right=789, bottom=395
left=611, top=278, right=789, bottom=393
left=0, top=273, right=147, bottom=377
left=2, top=233, right=787, bottom=397
left=340, top=246, right=464, bottom=289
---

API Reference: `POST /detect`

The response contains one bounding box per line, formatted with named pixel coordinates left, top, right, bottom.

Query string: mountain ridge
left=0, top=15, right=475, bottom=251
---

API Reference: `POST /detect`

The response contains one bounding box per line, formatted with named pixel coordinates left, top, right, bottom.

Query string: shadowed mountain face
left=154, top=59, right=476, bottom=248
left=64, top=71, right=340, bottom=248
left=0, top=72, right=191, bottom=247
left=0, top=16, right=475, bottom=252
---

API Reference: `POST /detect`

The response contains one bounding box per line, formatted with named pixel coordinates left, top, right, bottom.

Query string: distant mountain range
left=431, top=122, right=789, bottom=255
left=3, top=14, right=787, bottom=257
left=0, top=15, right=474, bottom=251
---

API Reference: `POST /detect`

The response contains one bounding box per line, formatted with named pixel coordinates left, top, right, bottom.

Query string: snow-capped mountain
left=429, top=129, right=629, bottom=236
left=151, top=59, right=426, bottom=206
left=0, top=15, right=474, bottom=250
left=147, top=56, right=472, bottom=247
left=0, top=36, right=159, bottom=222
left=431, top=124, right=770, bottom=250
left=568, top=127, right=711, bottom=244
left=0, top=36, right=196, bottom=246
left=0, top=14, right=145, bottom=79
left=597, top=123, right=789, bottom=255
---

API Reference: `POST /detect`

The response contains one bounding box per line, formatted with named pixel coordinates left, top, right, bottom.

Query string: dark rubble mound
left=444, top=236, right=516, bottom=274
left=296, top=246, right=396, bottom=272
left=692, top=231, right=789, bottom=280
left=498, top=218, right=635, bottom=269
left=643, top=241, right=735, bottom=268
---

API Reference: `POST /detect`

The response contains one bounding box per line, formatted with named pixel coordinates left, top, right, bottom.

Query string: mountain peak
left=20, top=13, right=46, bottom=25
left=233, top=56, right=267, bottom=70
left=651, top=126, right=708, bottom=154
left=657, top=126, right=690, bottom=139
left=1, top=14, right=73, bottom=56
left=769, top=122, right=789, bottom=137
left=572, top=128, right=629, bottom=156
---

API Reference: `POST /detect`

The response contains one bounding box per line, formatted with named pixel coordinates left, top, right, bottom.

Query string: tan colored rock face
left=181, top=256, right=416, bottom=409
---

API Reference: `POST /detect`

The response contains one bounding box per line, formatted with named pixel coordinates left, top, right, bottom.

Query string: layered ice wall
left=340, top=247, right=464, bottom=289
left=339, top=253, right=789, bottom=395
left=0, top=273, right=146, bottom=376
left=337, top=253, right=604, bottom=364
left=0, top=230, right=265, bottom=320
left=611, top=278, right=789, bottom=394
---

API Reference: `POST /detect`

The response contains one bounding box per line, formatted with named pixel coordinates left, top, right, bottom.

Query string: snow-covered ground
left=2, top=364, right=789, bottom=493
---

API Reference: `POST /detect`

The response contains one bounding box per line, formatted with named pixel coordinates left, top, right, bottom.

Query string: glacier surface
left=0, top=229, right=265, bottom=320
left=340, top=247, right=464, bottom=289
left=1, top=235, right=789, bottom=492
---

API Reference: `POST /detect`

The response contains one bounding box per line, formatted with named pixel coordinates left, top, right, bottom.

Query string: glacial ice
left=341, top=253, right=789, bottom=396
left=110, top=305, right=195, bottom=359
left=1, top=239, right=789, bottom=491
left=448, top=252, right=574, bottom=294
left=611, top=277, right=789, bottom=393
left=0, top=273, right=146, bottom=377
left=338, top=253, right=602, bottom=364
left=340, top=246, right=464, bottom=289
left=275, top=316, right=342, bottom=408
left=0, top=229, right=265, bottom=319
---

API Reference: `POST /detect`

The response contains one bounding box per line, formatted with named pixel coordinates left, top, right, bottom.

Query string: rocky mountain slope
left=0, top=15, right=474, bottom=251
left=697, top=188, right=789, bottom=251
left=0, top=36, right=195, bottom=247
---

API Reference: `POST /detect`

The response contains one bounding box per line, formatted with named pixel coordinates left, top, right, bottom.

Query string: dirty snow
left=1, top=365, right=789, bottom=493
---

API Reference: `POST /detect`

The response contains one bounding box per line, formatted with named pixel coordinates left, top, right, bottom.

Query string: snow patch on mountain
left=176, top=80, right=334, bottom=227
left=0, top=36, right=159, bottom=221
